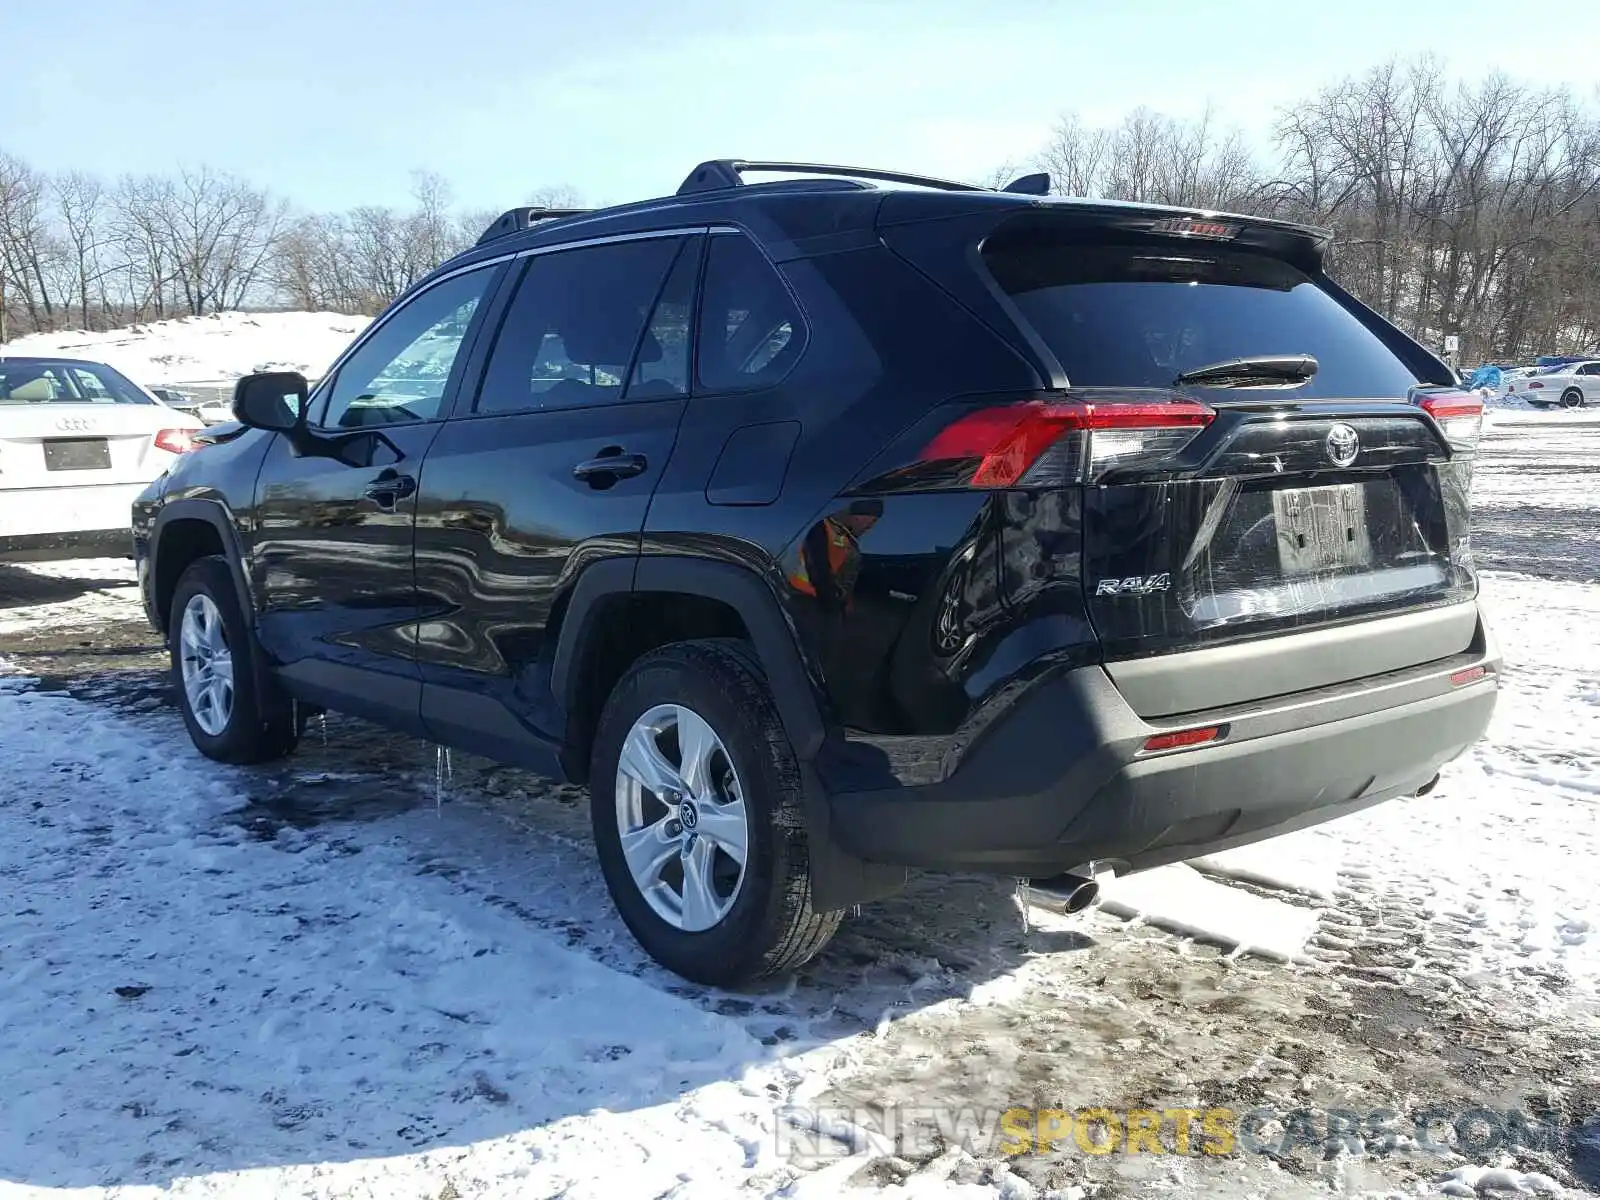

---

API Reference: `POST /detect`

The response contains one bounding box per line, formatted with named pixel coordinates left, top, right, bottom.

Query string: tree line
left=4, top=56, right=1597, bottom=362
left=1013, top=58, right=1600, bottom=362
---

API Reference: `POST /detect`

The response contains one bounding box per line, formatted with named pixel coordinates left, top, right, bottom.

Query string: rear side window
left=626, top=238, right=701, bottom=400
left=696, top=234, right=804, bottom=393
left=476, top=237, right=681, bottom=415
left=982, top=239, right=1423, bottom=399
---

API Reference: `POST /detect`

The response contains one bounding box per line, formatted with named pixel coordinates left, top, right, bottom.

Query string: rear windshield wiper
left=1173, top=355, right=1318, bottom=389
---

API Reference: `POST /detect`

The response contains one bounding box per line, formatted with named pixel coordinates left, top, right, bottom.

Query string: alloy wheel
left=179, top=593, right=234, bottom=736
left=613, top=703, right=750, bottom=932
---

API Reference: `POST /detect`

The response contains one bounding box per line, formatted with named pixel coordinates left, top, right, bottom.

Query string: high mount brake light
left=919, top=396, right=1215, bottom=488
left=1147, top=217, right=1242, bottom=240
left=1416, top=391, right=1484, bottom=455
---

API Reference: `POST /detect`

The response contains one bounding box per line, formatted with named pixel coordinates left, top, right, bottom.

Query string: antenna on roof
left=1001, top=172, right=1052, bottom=196
left=476, top=206, right=595, bottom=246
left=677, top=159, right=989, bottom=196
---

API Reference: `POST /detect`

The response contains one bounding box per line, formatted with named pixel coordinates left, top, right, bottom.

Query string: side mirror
left=232, top=372, right=310, bottom=432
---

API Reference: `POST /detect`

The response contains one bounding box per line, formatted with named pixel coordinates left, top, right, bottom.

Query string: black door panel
left=250, top=424, right=442, bottom=731
left=411, top=234, right=698, bottom=758
left=412, top=400, right=686, bottom=730
left=247, top=262, right=502, bottom=729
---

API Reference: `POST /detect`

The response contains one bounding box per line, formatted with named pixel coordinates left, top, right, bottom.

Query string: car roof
left=0, top=354, right=116, bottom=368
left=432, top=164, right=1333, bottom=283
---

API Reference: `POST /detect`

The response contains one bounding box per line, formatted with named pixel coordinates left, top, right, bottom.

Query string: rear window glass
left=696, top=234, right=805, bottom=393
left=0, top=360, right=152, bottom=404
left=982, top=240, right=1422, bottom=399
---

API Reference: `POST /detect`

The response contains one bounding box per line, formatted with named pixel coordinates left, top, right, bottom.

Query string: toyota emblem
left=1325, top=423, right=1360, bottom=468
left=55, top=416, right=95, bottom=433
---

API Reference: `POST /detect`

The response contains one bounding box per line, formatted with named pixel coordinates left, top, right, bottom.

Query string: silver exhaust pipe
left=1026, top=872, right=1101, bottom=914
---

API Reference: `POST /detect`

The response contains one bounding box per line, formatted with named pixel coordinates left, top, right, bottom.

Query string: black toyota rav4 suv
left=134, top=160, right=1499, bottom=986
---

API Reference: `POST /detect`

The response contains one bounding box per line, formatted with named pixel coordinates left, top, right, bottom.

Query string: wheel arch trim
left=150, top=498, right=276, bottom=714
left=150, top=499, right=255, bottom=631
left=551, top=555, right=830, bottom=760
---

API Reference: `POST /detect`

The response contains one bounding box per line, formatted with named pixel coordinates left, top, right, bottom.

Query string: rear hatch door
left=880, top=204, right=1481, bottom=712
left=979, top=220, right=1480, bottom=677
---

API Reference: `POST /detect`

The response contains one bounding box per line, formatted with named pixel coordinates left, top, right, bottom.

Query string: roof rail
left=476, top=206, right=595, bottom=246
left=676, top=159, right=991, bottom=196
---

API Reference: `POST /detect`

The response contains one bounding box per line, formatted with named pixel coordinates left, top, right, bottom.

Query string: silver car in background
left=1504, top=360, right=1600, bottom=408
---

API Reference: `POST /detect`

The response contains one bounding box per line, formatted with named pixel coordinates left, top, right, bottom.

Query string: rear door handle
left=363, top=470, right=416, bottom=508
left=572, top=451, right=648, bottom=483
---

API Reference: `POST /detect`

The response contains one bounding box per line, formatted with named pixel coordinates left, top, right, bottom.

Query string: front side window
left=0, top=360, right=151, bottom=404
left=476, top=238, right=683, bottom=415
left=696, top=234, right=805, bottom=393
left=320, top=266, right=496, bottom=429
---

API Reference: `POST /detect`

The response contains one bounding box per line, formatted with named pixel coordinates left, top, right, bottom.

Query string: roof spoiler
left=676, top=159, right=1052, bottom=197
left=476, top=206, right=595, bottom=246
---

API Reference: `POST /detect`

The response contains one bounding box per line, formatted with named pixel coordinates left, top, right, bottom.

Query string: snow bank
left=0, top=311, right=371, bottom=388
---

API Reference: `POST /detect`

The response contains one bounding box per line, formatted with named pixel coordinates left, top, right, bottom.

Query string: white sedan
left=1504, top=360, right=1600, bottom=409
left=0, top=356, right=204, bottom=562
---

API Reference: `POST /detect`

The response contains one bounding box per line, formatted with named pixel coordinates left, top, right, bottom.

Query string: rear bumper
left=0, top=529, right=134, bottom=563
left=828, top=607, right=1499, bottom=876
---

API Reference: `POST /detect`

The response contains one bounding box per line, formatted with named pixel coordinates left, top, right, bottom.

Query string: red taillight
left=922, top=404, right=1084, bottom=488
left=1527, top=380, right=1544, bottom=389
left=154, top=428, right=198, bottom=455
left=919, top=396, right=1215, bottom=488
left=1450, top=665, right=1487, bottom=687
left=1141, top=726, right=1223, bottom=753
left=1416, top=391, right=1484, bottom=455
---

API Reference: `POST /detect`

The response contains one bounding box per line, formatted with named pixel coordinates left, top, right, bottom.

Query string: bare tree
left=1032, top=107, right=1263, bottom=210
left=1004, top=60, right=1600, bottom=362
left=6, top=59, right=1595, bottom=361
left=0, top=151, right=59, bottom=336
left=1035, top=113, right=1110, bottom=198
left=151, top=167, right=287, bottom=316
left=53, top=171, right=108, bottom=328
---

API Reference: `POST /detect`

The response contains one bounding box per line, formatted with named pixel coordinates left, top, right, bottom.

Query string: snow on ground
left=1, top=410, right=1598, bottom=1199
left=0, top=312, right=371, bottom=390
left=0, top=681, right=803, bottom=1200
left=1095, top=864, right=1324, bottom=963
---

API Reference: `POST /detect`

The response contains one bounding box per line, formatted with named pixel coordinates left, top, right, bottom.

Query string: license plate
left=43, top=438, right=111, bottom=471
left=1272, top=484, right=1373, bottom=574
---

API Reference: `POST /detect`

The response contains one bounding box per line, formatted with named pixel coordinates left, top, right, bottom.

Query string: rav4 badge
left=1095, top=574, right=1172, bottom=597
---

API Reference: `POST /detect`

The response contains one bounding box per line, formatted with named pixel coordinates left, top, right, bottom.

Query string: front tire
left=590, top=640, right=842, bottom=986
left=1561, top=387, right=1585, bottom=410
left=170, top=556, right=299, bottom=764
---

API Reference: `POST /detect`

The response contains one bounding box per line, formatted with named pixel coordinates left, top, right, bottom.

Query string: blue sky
left=3, top=0, right=1596, bottom=213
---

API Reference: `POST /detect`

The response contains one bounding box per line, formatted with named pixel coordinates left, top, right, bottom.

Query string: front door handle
left=572, top=451, right=648, bottom=484
left=363, top=469, right=416, bottom=508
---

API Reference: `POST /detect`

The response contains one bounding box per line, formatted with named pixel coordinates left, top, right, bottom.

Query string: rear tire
left=170, top=556, right=299, bottom=764
left=590, top=639, right=842, bottom=986
left=1561, top=387, right=1585, bottom=410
